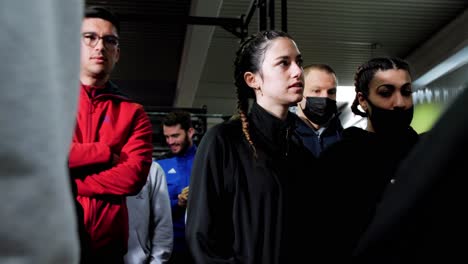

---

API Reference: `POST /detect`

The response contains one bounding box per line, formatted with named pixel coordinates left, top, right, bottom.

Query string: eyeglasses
left=82, top=32, right=119, bottom=49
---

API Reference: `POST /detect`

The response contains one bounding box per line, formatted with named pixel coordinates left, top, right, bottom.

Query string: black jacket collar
left=249, top=102, right=297, bottom=150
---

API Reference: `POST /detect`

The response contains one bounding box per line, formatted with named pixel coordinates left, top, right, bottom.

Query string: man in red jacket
left=69, top=6, right=153, bottom=263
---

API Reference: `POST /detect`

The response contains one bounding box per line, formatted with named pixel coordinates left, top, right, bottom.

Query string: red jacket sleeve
left=68, top=142, right=112, bottom=168
left=74, top=107, right=153, bottom=196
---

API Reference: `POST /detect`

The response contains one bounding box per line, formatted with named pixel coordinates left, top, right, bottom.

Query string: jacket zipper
left=87, top=97, right=93, bottom=142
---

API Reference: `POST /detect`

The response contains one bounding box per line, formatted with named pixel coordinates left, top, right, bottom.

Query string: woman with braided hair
left=319, top=57, right=421, bottom=258
left=185, top=30, right=319, bottom=263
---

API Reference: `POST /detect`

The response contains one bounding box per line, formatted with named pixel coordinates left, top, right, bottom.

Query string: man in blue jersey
left=157, top=111, right=196, bottom=264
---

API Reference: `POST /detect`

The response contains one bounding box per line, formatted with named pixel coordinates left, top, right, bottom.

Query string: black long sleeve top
left=186, top=102, right=319, bottom=264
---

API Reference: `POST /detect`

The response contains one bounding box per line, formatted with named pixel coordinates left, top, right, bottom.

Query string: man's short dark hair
left=303, top=63, right=338, bottom=84
left=163, top=111, right=193, bottom=131
left=303, top=63, right=336, bottom=75
left=84, top=6, right=120, bottom=34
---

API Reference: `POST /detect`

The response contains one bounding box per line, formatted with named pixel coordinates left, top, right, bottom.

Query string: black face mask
left=301, top=97, right=338, bottom=125
left=367, top=99, right=414, bottom=135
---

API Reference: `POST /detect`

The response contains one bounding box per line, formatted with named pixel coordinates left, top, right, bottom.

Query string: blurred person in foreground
left=0, top=1, right=83, bottom=263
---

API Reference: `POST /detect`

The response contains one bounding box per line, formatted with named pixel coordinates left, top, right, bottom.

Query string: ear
left=111, top=46, right=120, bottom=64
left=357, top=92, right=368, bottom=112
left=187, top=127, right=195, bottom=139
left=244, top=71, right=259, bottom=90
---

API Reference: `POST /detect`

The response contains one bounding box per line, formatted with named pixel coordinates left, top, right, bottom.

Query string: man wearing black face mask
left=295, top=64, right=343, bottom=157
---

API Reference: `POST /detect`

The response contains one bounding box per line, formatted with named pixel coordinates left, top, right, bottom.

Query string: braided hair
left=233, top=30, right=292, bottom=157
left=351, top=57, right=412, bottom=117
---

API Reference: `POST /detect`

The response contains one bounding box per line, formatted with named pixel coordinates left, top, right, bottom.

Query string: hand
left=178, top=186, right=189, bottom=207
left=181, top=186, right=189, bottom=196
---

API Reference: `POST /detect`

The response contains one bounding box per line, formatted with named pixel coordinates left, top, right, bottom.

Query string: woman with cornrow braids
left=319, top=57, right=421, bottom=258
left=186, top=30, right=321, bottom=263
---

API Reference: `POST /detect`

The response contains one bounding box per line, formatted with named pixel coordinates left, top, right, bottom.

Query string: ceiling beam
left=174, top=0, right=224, bottom=108
left=406, top=8, right=468, bottom=88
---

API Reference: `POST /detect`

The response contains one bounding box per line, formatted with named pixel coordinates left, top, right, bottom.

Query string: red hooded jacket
left=69, top=82, right=153, bottom=258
